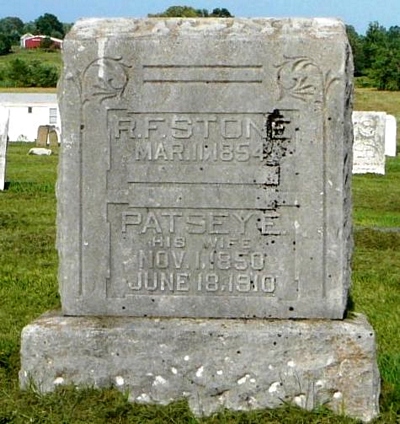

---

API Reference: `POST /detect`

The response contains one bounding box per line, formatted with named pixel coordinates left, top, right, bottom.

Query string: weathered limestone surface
left=20, top=18, right=380, bottom=423
left=20, top=312, right=380, bottom=422
left=0, top=106, right=10, bottom=191
left=385, top=114, right=397, bottom=157
left=57, top=17, right=354, bottom=319
left=353, top=111, right=386, bottom=174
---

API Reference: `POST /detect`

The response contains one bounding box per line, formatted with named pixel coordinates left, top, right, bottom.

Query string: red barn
left=20, top=34, right=63, bottom=49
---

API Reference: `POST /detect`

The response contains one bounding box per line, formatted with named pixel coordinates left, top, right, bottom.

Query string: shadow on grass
left=354, top=228, right=400, bottom=250
left=4, top=181, right=55, bottom=193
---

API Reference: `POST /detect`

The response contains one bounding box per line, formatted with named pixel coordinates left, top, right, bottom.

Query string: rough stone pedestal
left=20, top=312, right=380, bottom=422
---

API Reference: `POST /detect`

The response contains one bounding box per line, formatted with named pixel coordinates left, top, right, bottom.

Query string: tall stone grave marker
left=20, top=18, right=380, bottom=422
left=0, top=106, right=10, bottom=191
left=385, top=114, right=397, bottom=156
left=353, top=111, right=386, bottom=174
left=58, top=18, right=355, bottom=320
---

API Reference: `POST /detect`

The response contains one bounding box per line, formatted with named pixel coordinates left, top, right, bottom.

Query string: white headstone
left=385, top=114, right=397, bottom=156
left=0, top=106, right=10, bottom=191
left=352, top=111, right=386, bottom=174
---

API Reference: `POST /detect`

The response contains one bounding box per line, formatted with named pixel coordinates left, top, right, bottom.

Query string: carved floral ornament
left=81, top=57, right=131, bottom=104
left=275, top=56, right=339, bottom=104
left=75, top=54, right=339, bottom=107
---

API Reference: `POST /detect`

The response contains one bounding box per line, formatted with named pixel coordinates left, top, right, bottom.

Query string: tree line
left=0, top=14, right=70, bottom=55
left=0, top=7, right=231, bottom=55
left=347, top=22, right=400, bottom=90
left=1, top=9, right=400, bottom=90
left=150, top=8, right=400, bottom=91
left=148, top=5, right=232, bottom=17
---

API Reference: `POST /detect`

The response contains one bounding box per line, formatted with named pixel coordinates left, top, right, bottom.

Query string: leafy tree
left=149, top=5, right=233, bottom=18
left=0, top=16, right=24, bottom=33
left=0, top=17, right=24, bottom=44
left=6, top=58, right=33, bottom=86
left=0, top=33, right=12, bottom=56
left=346, top=25, right=366, bottom=77
left=363, top=21, right=388, bottom=71
left=22, top=21, right=37, bottom=35
left=195, top=8, right=209, bottom=17
left=39, top=37, right=54, bottom=50
left=33, top=62, right=59, bottom=86
left=352, top=22, right=400, bottom=90
left=365, top=25, right=400, bottom=90
left=35, top=13, right=65, bottom=38
left=5, top=58, right=59, bottom=87
left=63, top=22, right=73, bottom=36
left=368, top=48, right=400, bottom=90
left=210, top=8, right=232, bottom=17
left=149, top=6, right=200, bottom=17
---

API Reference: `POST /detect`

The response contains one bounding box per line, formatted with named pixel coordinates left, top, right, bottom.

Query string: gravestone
left=36, top=125, right=50, bottom=147
left=20, top=18, right=380, bottom=422
left=58, top=18, right=354, bottom=320
left=352, top=111, right=386, bottom=174
left=48, top=128, right=59, bottom=147
left=385, top=114, right=397, bottom=156
left=0, top=106, right=10, bottom=191
left=36, top=125, right=59, bottom=147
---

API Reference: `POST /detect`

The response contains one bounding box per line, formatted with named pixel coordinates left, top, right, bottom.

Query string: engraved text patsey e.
left=106, top=111, right=299, bottom=300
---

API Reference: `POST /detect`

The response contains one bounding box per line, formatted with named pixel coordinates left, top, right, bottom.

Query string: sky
left=1, top=0, right=399, bottom=35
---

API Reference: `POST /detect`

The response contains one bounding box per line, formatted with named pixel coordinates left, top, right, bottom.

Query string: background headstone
left=36, top=125, right=59, bottom=148
left=48, top=127, right=59, bottom=147
left=36, top=125, right=50, bottom=147
left=385, top=114, right=397, bottom=156
left=0, top=106, right=10, bottom=191
left=352, top=111, right=386, bottom=174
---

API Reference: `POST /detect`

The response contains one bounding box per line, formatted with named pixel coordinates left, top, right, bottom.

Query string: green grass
left=0, top=86, right=56, bottom=93
left=354, top=87, right=400, bottom=117
left=0, top=86, right=400, bottom=422
left=0, top=46, right=62, bottom=69
left=0, top=46, right=62, bottom=88
left=353, top=88, right=400, bottom=228
left=352, top=158, right=400, bottom=227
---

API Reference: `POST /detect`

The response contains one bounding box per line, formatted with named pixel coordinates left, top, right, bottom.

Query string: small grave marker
left=353, top=111, right=386, bottom=174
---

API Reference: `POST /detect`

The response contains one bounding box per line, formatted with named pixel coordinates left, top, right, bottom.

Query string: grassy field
left=0, top=46, right=62, bottom=67
left=0, top=47, right=62, bottom=88
left=0, top=86, right=57, bottom=93
left=0, top=88, right=399, bottom=423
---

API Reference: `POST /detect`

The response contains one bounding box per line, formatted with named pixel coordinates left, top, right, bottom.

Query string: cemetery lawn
left=1, top=87, right=400, bottom=422
left=354, top=88, right=400, bottom=228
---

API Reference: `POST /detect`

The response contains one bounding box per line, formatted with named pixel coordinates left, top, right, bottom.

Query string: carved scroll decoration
left=274, top=56, right=342, bottom=299
left=275, top=55, right=339, bottom=105
left=81, top=57, right=131, bottom=104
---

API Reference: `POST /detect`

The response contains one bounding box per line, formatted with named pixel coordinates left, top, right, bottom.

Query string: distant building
left=20, top=33, right=34, bottom=47
left=0, top=93, right=60, bottom=142
left=20, top=33, right=63, bottom=49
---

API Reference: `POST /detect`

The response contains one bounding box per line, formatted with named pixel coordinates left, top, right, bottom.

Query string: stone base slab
left=20, top=312, right=380, bottom=422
